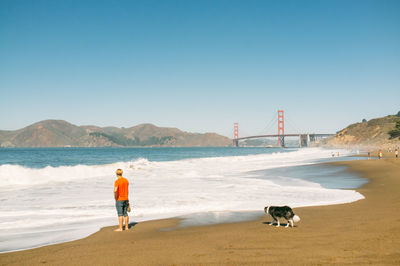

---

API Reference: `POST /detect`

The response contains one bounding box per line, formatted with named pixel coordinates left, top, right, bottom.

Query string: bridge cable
left=256, top=115, right=277, bottom=136
left=238, top=126, right=252, bottom=139
left=285, top=112, right=304, bottom=134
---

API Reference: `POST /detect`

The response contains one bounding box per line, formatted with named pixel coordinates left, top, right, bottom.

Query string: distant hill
left=0, top=120, right=232, bottom=147
left=322, top=113, right=400, bottom=148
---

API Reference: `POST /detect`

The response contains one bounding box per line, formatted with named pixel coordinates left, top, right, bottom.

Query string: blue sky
left=1, top=0, right=399, bottom=137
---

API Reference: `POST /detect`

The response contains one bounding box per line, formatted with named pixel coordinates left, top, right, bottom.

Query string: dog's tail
left=293, top=215, right=300, bottom=222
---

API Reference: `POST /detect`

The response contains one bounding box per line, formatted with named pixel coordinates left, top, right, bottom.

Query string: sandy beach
left=1, top=157, right=400, bottom=265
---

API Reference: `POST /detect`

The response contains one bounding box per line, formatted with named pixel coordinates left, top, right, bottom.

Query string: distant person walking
left=368, top=150, right=371, bottom=160
left=395, top=149, right=398, bottom=158
left=114, top=169, right=130, bottom=231
left=378, top=150, right=383, bottom=159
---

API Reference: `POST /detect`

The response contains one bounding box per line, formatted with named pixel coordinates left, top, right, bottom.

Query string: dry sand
left=1, top=158, right=400, bottom=265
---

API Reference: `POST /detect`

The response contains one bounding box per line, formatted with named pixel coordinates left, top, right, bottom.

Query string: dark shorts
left=115, top=200, right=129, bottom=217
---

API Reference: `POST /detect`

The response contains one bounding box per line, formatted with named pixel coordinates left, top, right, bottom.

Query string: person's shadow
left=128, top=222, right=138, bottom=229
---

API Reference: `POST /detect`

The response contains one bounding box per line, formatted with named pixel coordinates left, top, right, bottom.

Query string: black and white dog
left=264, top=206, right=300, bottom=227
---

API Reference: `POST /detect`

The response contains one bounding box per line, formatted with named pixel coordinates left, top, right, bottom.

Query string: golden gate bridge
left=233, top=110, right=334, bottom=147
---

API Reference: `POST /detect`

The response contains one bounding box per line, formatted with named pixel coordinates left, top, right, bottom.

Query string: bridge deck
left=235, top=133, right=334, bottom=141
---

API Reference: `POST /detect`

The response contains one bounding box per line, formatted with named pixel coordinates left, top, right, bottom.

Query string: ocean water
left=0, top=147, right=366, bottom=252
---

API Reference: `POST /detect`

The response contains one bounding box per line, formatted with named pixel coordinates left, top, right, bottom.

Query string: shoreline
left=1, top=158, right=400, bottom=265
left=0, top=153, right=365, bottom=254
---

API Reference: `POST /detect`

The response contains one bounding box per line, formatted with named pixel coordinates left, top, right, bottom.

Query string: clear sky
left=1, top=0, right=399, bottom=137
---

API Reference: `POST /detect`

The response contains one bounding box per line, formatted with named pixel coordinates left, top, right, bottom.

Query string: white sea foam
left=0, top=148, right=364, bottom=252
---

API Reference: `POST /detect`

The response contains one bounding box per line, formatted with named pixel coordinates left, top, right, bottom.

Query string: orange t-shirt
left=114, top=177, right=129, bottom=201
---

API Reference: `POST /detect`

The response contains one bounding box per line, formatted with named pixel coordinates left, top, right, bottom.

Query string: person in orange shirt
left=114, top=169, right=129, bottom=231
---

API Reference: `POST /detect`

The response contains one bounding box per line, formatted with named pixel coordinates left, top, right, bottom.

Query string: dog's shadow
left=263, top=221, right=296, bottom=228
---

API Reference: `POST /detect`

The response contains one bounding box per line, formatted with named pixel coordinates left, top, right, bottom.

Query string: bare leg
left=124, top=216, right=129, bottom=230
left=114, top=216, right=123, bottom=231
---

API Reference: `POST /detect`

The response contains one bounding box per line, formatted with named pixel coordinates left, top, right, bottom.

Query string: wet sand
left=1, top=158, right=400, bottom=265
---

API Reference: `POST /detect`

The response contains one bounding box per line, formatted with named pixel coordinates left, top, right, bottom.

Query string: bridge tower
left=233, top=122, right=239, bottom=147
left=278, top=110, right=285, bottom=147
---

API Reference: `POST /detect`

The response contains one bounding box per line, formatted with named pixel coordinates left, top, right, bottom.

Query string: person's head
left=116, top=169, right=123, bottom=177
